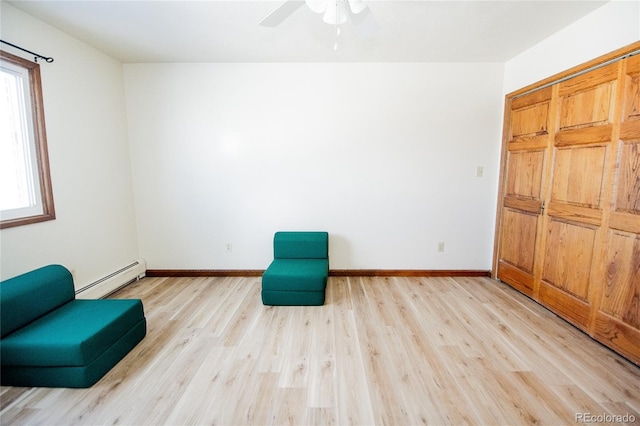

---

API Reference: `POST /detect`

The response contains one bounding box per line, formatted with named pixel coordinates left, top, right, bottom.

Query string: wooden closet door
left=537, top=62, right=621, bottom=331
left=592, top=55, right=640, bottom=363
left=495, top=43, right=640, bottom=365
left=496, top=88, right=553, bottom=297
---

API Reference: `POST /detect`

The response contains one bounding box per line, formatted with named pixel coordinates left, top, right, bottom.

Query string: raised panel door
left=497, top=88, right=552, bottom=296
left=592, top=55, right=640, bottom=364
left=538, top=62, right=620, bottom=330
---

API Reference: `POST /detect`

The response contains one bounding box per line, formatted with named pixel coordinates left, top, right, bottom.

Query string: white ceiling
left=6, top=0, right=609, bottom=63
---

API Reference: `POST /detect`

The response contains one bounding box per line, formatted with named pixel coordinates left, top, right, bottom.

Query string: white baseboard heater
left=75, top=259, right=146, bottom=299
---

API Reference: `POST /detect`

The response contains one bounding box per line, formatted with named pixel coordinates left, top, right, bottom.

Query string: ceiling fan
left=259, top=0, right=379, bottom=41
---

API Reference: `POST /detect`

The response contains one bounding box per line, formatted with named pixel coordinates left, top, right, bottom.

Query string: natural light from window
left=1, top=62, right=42, bottom=218
left=0, top=50, right=55, bottom=229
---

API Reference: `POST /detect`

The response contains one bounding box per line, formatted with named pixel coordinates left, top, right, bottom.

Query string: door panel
left=592, top=55, right=640, bottom=364
left=511, top=103, right=549, bottom=137
left=559, top=82, right=615, bottom=130
left=599, top=231, right=640, bottom=328
left=510, top=87, right=552, bottom=137
left=622, top=54, right=640, bottom=123
left=539, top=62, right=619, bottom=329
left=497, top=88, right=552, bottom=296
left=614, top=140, right=640, bottom=214
left=500, top=209, right=538, bottom=274
left=593, top=230, right=640, bottom=362
left=541, top=219, right=597, bottom=302
left=551, top=146, right=607, bottom=208
left=610, top=138, right=640, bottom=234
left=538, top=281, right=592, bottom=330
left=505, top=150, right=544, bottom=200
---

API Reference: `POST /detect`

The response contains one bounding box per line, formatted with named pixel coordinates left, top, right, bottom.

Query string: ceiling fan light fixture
left=305, top=0, right=351, bottom=25
left=259, top=0, right=379, bottom=45
left=323, top=3, right=348, bottom=25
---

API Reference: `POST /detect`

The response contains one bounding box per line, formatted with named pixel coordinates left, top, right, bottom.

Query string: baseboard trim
left=145, top=269, right=264, bottom=277
left=145, top=269, right=491, bottom=278
left=330, top=270, right=491, bottom=277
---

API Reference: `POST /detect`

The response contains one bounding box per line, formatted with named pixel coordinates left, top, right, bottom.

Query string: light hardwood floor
left=1, top=276, right=639, bottom=425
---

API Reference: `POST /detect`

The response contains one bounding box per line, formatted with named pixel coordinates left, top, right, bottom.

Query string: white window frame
left=0, top=50, right=55, bottom=229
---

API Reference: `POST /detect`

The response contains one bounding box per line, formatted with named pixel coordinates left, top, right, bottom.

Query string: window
left=0, top=50, right=55, bottom=229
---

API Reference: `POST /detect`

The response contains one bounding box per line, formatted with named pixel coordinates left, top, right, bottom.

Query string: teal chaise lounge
left=262, top=231, right=329, bottom=306
left=0, top=265, right=146, bottom=388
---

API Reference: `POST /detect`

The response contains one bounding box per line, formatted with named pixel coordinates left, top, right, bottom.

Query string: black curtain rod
left=0, top=39, right=54, bottom=63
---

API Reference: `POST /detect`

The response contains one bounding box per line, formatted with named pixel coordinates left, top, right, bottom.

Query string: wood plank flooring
left=1, top=276, right=639, bottom=425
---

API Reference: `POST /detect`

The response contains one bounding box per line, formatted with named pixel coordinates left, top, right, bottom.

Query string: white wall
left=125, top=63, right=504, bottom=271
left=0, top=3, right=139, bottom=286
left=504, top=0, right=640, bottom=94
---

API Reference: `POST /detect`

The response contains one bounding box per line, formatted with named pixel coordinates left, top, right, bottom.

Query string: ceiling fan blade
left=345, top=5, right=379, bottom=39
left=259, top=0, right=305, bottom=27
left=305, top=0, right=326, bottom=14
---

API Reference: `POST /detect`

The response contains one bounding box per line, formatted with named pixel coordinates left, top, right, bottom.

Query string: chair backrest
left=274, top=231, right=328, bottom=259
left=0, top=264, right=75, bottom=338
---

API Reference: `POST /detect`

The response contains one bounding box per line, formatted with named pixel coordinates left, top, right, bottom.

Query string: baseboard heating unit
left=75, top=259, right=146, bottom=299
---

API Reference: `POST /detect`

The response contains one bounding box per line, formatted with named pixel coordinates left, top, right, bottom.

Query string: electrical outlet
left=438, top=242, right=445, bottom=252
left=226, top=243, right=233, bottom=252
